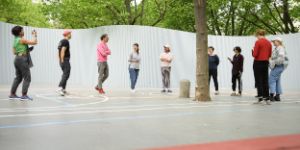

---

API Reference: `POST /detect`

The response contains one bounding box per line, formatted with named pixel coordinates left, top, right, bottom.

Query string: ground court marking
left=0, top=96, right=299, bottom=113
left=0, top=94, right=109, bottom=110
left=0, top=105, right=300, bottom=129
left=0, top=100, right=299, bottom=118
left=0, top=98, right=299, bottom=113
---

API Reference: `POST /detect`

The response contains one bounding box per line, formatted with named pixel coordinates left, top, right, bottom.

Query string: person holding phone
left=9, top=26, right=37, bottom=100
left=228, top=46, right=244, bottom=96
left=57, top=30, right=72, bottom=96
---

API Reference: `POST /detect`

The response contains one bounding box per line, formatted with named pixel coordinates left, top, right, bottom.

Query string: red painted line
left=147, top=134, right=300, bottom=150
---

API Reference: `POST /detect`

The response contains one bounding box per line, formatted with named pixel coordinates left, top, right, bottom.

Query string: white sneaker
left=56, top=88, right=65, bottom=96
left=130, top=89, right=136, bottom=93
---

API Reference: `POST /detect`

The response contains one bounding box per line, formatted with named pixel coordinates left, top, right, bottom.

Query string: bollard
left=179, top=79, right=191, bottom=98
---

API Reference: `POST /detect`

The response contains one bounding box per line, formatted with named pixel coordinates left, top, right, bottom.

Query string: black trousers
left=253, top=61, right=269, bottom=98
left=232, top=73, right=242, bottom=93
left=209, top=69, right=219, bottom=91
left=59, top=59, right=71, bottom=89
left=11, top=56, right=31, bottom=95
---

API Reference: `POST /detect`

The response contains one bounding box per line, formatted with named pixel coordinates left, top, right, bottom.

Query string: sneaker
left=275, top=94, right=281, bottom=101
left=95, top=86, right=99, bottom=91
left=253, top=98, right=263, bottom=104
left=215, top=91, right=219, bottom=95
left=231, top=92, right=237, bottom=96
left=20, top=95, right=33, bottom=101
left=56, top=88, right=65, bottom=96
left=269, top=96, right=275, bottom=102
left=98, top=88, right=105, bottom=94
left=265, top=100, right=272, bottom=105
left=62, top=89, right=70, bottom=95
left=237, top=93, right=242, bottom=96
left=167, top=89, right=172, bottom=93
left=9, top=94, right=20, bottom=100
left=130, top=89, right=136, bottom=93
left=161, top=89, right=166, bottom=93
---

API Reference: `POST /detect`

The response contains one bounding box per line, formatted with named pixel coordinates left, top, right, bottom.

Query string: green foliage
left=0, top=0, right=50, bottom=27
left=0, top=0, right=299, bottom=35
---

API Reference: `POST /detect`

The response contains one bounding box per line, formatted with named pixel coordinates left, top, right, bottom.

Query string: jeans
left=161, top=67, right=171, bottom=89
left=59, top=59, right=71, bottom=89
left=209, top=69, right=219, bottom=91
left=129, top=68, right=139, bottom=90
left=253, top=61, right=269, bottom=98
left=269, top=65, right=284, bottom=95
left=232, top=72, right=242, bottom=93
left=98, top=62, right=109, bottom=89
left=11, top=56, right=31, bottom=95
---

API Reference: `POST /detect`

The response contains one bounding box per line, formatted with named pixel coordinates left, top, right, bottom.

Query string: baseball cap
left=63, top=30, right=72, bottom=36
left=164, top=44, right=171, bottom=48
left=272, top=37, right=282, bottom=42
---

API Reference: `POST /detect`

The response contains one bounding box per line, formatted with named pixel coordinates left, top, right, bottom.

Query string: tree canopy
left=0, top=0, right=299, bottom=35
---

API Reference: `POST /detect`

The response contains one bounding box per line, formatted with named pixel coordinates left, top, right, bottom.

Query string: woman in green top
left=9, top=26, right=37, bottom=101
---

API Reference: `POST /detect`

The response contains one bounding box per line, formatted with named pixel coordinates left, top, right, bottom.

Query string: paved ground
left=0, top=86, right=300, bottom=150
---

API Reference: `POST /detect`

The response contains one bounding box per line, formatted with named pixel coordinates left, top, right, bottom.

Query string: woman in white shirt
left=128, top=43, right=141, bottom=93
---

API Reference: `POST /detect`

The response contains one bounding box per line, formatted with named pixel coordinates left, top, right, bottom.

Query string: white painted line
left=0, top=95, right=109, bottom=110
left=0, top=100, right=299, bottom=118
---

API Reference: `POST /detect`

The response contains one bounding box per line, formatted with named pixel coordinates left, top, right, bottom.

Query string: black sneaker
left=275, top=94, right=281, bottom=101
left=161, top=89, right=166, bottom=93
left=167, top=90, right=172, bottom=93
left=269, top=96, right=275, bottom=102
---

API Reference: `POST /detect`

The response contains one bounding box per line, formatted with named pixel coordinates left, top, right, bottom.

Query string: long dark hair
left=133, top=43, right=139, bottom=54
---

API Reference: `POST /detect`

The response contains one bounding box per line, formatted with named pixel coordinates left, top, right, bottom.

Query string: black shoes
left=270, top=93, right=281, bottom=102
left=275, top=94, right=281, bottom=101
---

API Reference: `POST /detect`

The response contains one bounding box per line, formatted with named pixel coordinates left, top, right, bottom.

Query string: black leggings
left=253, top=61, right=269, bottom=98
left=209, top=69, right=219, bottom=91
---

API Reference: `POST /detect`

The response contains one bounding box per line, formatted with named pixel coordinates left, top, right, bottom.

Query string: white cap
left=272, top=37, right=283, bottom=42
left=164, top=44, right=171, bottom=48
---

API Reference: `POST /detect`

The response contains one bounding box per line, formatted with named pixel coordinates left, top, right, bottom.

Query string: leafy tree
left=0, top=0, right=50, bottom=27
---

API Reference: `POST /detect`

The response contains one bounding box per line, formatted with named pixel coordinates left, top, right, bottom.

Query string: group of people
left=208, top=29, right=288, bottom=104
left=208, top=46, right=244, bottom=96
left=8, top=26, right=174, bottom=100
left=7, top=26, right=288, bottom=103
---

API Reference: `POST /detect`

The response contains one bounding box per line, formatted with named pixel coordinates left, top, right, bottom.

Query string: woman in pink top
left=95, top=34, right=111, bottom=94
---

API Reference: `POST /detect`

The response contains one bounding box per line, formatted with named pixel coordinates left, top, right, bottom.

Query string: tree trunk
left=210, top=10, right=222, bottom=35
left=282, top=0, right=296, bottom=33
left=194, top=0, right=211, bottom=101
left=125, top=0, right=133, bottom=24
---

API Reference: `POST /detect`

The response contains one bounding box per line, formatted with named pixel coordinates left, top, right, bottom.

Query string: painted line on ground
left=1, top=105, right=300, bottom=129
left=0, top=98, right=299, bottom=113
left=0, top=100, right=299, bottom=118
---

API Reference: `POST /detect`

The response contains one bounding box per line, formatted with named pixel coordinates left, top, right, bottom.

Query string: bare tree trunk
left=194, top=0, right=211, bottom=101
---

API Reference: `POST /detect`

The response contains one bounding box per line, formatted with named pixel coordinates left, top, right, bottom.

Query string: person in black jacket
left=228, top=46, right=244, bottom=96
left=208, top=46, right=220, bottom=95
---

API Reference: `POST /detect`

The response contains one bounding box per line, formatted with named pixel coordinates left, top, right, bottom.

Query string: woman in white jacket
left=269, top=37, right=288, bottom=101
